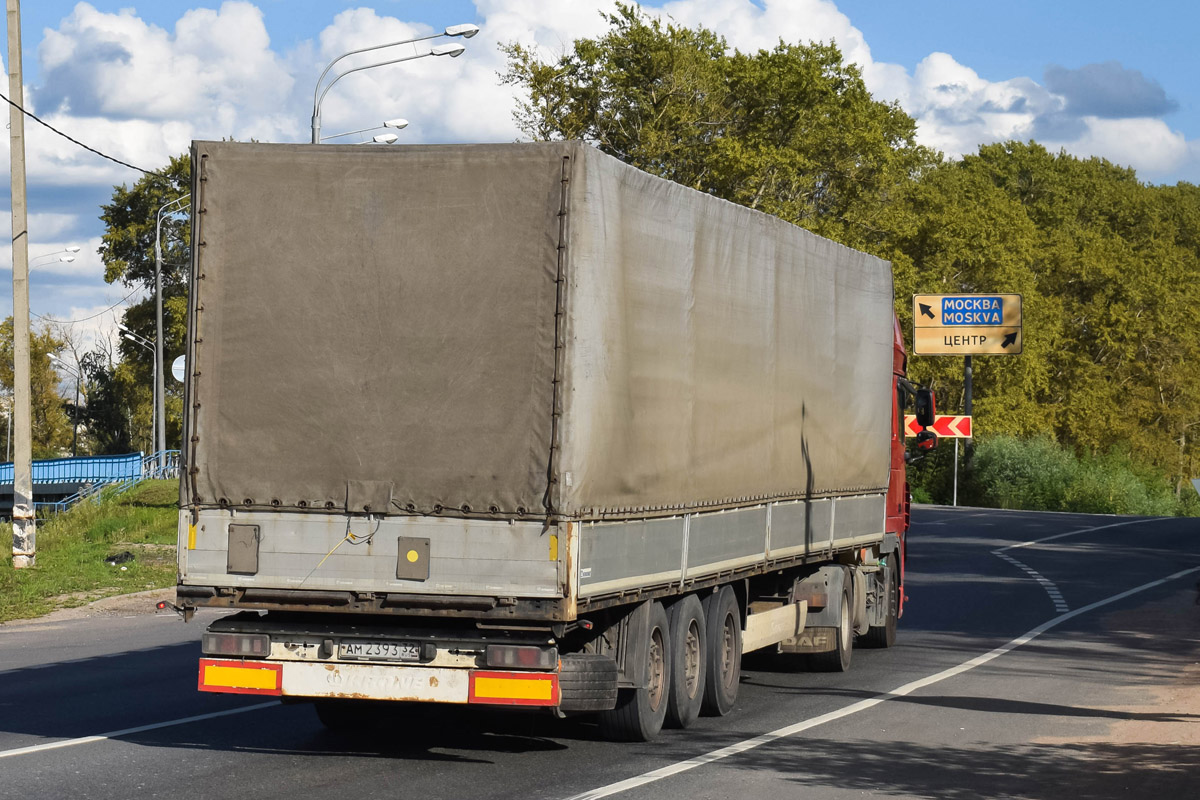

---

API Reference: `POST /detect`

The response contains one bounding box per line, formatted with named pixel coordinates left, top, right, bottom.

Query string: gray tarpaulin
left=558, top=146, right=893, bottom=517
left=189, top=141, right=563, bottom=516
left=186, top=141, right=893, bottom=521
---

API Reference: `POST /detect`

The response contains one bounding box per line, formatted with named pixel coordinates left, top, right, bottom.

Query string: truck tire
left=665, top=595, right=707, bottom=728
left=599, top=601, right=671, bottom=741
left=860, top=560, right=898, bottom=649
left=700, top=586, right=741, bottom=717
left=809, top=580, right=853, bottom=672
left=559, top=654, right=619, bottom=712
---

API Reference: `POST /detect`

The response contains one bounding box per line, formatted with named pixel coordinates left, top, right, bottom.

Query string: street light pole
left=120, top=327, right=158, bottom=465
left=310, top=23, right=477, bottom=143
left=154, top=195, right=189, bottom=472
left=321, top=118, right=409, bottom=142
left=7, top=0, right=34, bottom=567
left=312, top=45, right=465, bottom=144
left=49, top=355, right=80, bottom=457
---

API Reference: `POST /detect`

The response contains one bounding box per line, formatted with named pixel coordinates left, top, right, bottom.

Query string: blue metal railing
left=0, top=451, right=182, bottom=514
left=0, top=452, right=145, bottom=486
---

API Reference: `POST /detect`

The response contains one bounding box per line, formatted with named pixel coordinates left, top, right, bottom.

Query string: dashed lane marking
left=994, top=551, right=1070, bottom=612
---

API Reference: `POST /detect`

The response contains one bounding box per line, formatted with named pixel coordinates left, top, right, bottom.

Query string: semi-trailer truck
left=174, top=140, right=935, bottom=741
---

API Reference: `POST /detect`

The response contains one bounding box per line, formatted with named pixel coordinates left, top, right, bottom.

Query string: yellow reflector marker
left=473, top=676, right=554, bottom=702
left=187, top=524, right=196, bottom=551
left=204, top=664, right=278, bottom=691
left=549, top=534, right=558, bottom=561
left=406, top=549, right=420, bottom=563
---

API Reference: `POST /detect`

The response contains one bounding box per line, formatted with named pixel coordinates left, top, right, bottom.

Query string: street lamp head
left=372, top=133, right=400, bottom=144
left=58, top=255, right=75, bottom=263
left=384, top=118, right=409, bottom=130
left=65, top=246, right=81, bottom=253
left=431, top=43, right=466, bottom=57
left=444, top=24, right=480, bottom=39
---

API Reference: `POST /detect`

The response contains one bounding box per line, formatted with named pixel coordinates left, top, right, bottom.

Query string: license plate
left=339, top=640, right=421, bottom=662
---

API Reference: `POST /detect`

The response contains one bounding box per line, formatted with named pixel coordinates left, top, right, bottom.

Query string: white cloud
left=39, top=1, right=292, bottom=124
left=1060, top=117, right=1192, bottom=177
left=660, top=0, right=871, bottom=65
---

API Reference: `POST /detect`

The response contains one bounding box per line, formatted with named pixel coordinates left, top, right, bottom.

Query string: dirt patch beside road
left=0, top=586, right=177, bottom=627
left=1038, top=589, right=1200, bottom=748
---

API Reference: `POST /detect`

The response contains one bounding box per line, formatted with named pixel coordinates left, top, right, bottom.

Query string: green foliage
left=970, top=435, right=1075, bottom=511
left=957, top=436, right=1197, bottom=516
left=500, top=3, right=938, bottom=248
left=898, top=144, right=1200, bottom=496
left=0, top=317, right=72, bottom=458
left=94, top=154, right=191, bottom=453
left=909, top=485, right=933, bottom=505
left=0, top=480, right=178, bottom=622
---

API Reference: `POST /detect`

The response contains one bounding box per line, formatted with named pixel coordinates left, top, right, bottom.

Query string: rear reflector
left=199, top=659, right=282, bottom=696
left=469, top=671, right=559, bottom=706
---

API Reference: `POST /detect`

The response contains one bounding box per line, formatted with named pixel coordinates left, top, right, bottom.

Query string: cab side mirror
left=915, top=388, right=936, bottom=428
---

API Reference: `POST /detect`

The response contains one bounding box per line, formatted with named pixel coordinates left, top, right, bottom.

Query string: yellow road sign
left=914, top=326, right=1022, bottom=355
left=913, top=294, right=1023, bottom=355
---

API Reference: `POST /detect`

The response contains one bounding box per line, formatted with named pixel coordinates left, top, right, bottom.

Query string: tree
left=0, top=318, right=72, bottom=458
left=891, top=142, right=1200, bottom=488
left=98, top=154, right=191, bottom=452
left=501, top=3, right=938, bottom=250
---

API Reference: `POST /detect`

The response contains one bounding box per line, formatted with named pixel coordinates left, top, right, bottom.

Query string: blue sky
left=5, top=0, right=1199, bottom=351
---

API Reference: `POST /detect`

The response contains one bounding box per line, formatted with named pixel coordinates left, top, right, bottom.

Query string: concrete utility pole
left=7, top=0, right=34, bottom=567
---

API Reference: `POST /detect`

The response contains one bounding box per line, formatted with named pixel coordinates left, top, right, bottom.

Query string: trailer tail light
left=198, top=659, right=282, bottom=695
left=468, top=671, right=559, bottom=706
left=485, top=644, right=558, bottom=670
left=202, top=632, right=271, bottom=658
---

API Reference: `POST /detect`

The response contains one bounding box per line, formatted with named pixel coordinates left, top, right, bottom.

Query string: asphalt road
left=1, top=507, right=1198, bottom=800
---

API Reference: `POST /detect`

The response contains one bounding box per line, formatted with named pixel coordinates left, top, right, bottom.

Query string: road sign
left=912, top=294, right=1022, bottom=355
left=905, top=414, right=972, bottom=438
left=171, top=355, right=186, bottom=383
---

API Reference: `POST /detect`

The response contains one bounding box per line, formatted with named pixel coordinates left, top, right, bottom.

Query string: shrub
left=971, top=435, right=1074, bottom=511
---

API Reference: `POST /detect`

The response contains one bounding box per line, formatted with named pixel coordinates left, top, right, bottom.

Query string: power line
left=0, top=89, right=174, bottom=180
left=32, top=287, right=143, bottom=325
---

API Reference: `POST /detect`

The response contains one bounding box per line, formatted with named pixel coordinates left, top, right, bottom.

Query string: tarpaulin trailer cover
left=185, top=141, right=894, bottom=523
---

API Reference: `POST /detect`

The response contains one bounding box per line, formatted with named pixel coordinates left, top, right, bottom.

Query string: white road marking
left=0, top=701, right=279, bottom=760
left=993, top=551, right=1070, bottom=612
left=990, top=516, right=1177, bottom=613
left=563, top=564, right=1200, bottom=800
left=994, top=516, right=1172, bottom=553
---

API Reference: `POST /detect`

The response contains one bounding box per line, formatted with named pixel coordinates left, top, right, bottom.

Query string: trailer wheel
left=599, top=600, right=671, bottom=741
left=808, top=579, right=853, bottom=672
left=860, top=560, right=898, bottom=649
left=559, top=654, right=619, bottom=713
left=665, top=595, right=707, bottom=728
left=700, top=586, right=741, bottom=717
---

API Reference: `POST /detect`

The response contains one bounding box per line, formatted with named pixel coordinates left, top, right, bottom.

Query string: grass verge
left=0, top=480, right=178, bottom=623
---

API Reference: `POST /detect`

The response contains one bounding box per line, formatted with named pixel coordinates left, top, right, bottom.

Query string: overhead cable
left=0, top=89, right=173, bottom=180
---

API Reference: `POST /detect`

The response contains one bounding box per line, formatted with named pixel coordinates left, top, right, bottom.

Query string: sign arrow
left=919, top=303, right=935, bottom=319
left=1001, top=331, right=1018, bottom=348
